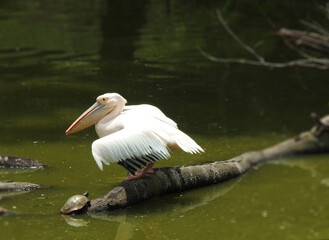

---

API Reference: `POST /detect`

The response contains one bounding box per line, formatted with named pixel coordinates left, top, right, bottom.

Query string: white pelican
left=65, top=93, right=204, bottom=180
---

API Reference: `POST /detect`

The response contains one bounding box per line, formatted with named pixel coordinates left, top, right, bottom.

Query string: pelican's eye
left=99, top=97, right=107, bottom=103
left=97, top=96, right=109, bottom=104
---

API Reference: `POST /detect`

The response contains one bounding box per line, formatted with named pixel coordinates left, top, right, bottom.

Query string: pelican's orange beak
left=65, top=102, right=108, bottom=135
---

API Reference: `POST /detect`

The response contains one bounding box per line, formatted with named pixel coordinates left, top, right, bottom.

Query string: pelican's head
left=65, top=93, right=127, bottom=135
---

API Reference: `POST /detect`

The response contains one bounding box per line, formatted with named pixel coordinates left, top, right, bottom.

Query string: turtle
left=61, top=191, right=90, bottom=214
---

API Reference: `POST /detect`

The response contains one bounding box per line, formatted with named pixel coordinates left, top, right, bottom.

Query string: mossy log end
left=0, top=155, right=45, bottom=168
left=75, top=114, right=329, bottom=213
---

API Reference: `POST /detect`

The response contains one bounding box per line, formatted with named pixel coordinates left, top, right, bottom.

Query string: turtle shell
left=61, top=194, right=89, bottom=214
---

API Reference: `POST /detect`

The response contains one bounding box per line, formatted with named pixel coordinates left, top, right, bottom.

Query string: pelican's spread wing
left=91, top=127, right=170, bottom=173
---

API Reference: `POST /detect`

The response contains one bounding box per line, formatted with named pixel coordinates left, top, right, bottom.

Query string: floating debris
left=0, top=181, right=41, bottom=192
left=0, top=206, right=10, bottom=216
left=0, top=155, right=45, bottom=168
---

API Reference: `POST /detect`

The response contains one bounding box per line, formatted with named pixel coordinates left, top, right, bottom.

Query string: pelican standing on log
left=65, top=93, right=204, bottom=180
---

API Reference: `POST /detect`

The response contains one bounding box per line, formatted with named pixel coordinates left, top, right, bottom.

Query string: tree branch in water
left=276, top=28, right=329, bottom=55
left=62, top=114, right=329, bottom=214
left=197, top=9, right=329, bottom=70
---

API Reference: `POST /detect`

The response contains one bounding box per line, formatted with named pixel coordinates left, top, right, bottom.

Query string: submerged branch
left=197, top=46, right=329, bottom=70
left=68, top=114, right=329, bottom=213
left=0, top=207, right=11, bottom=216
left=0, top=181, right=42, bottom=192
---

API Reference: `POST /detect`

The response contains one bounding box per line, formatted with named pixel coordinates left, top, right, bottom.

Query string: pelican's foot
left=124, top=162, right=154, bottom=181
left=146, top=168, right=154, bottom=174
left=124, top=172, right=152, bottom=181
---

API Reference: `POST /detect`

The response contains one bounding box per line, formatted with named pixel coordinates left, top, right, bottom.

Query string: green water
left=1, top=0, right=329, bottom=239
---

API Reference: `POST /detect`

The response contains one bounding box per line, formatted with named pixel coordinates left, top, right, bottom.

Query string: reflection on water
left=0, top=0, right=329, bottom=239
left=0, top=168, right=41, bottom=175
left=0, top=190, right=31, bottom=201
left=62, top=215, right=89, bottom=227
left=66, top=178, right=241, bottom=239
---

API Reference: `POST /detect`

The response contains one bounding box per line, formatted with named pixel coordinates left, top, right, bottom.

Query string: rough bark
left=65, top=114, right=329, bottom=214
left=0, top=181, right=41, bottom=192
left=276, top=28, right=329, bottom=55
left=0, top=155, right=45, bottom=168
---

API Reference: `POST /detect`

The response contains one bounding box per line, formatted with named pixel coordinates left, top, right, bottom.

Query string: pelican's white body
left=92, top=104, right=203, bottom=171
left=66, top=93, right=204, bottom=174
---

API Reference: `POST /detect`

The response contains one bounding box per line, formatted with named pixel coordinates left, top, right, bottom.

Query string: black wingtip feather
left=117, top=150, right=168, bottom=176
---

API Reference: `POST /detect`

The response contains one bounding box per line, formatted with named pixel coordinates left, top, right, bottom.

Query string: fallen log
left=62, top=114, right=329, bottom=214
left=276, top=28, right=329, bottom=55
left=0, top=155, right=45, bottom=168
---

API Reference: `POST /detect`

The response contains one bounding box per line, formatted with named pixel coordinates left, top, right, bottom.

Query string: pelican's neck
left=95, top=102, right=125, bottom=137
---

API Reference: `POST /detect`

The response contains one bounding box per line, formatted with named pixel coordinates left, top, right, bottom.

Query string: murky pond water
left=1, top=1, right=329, bottom=239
